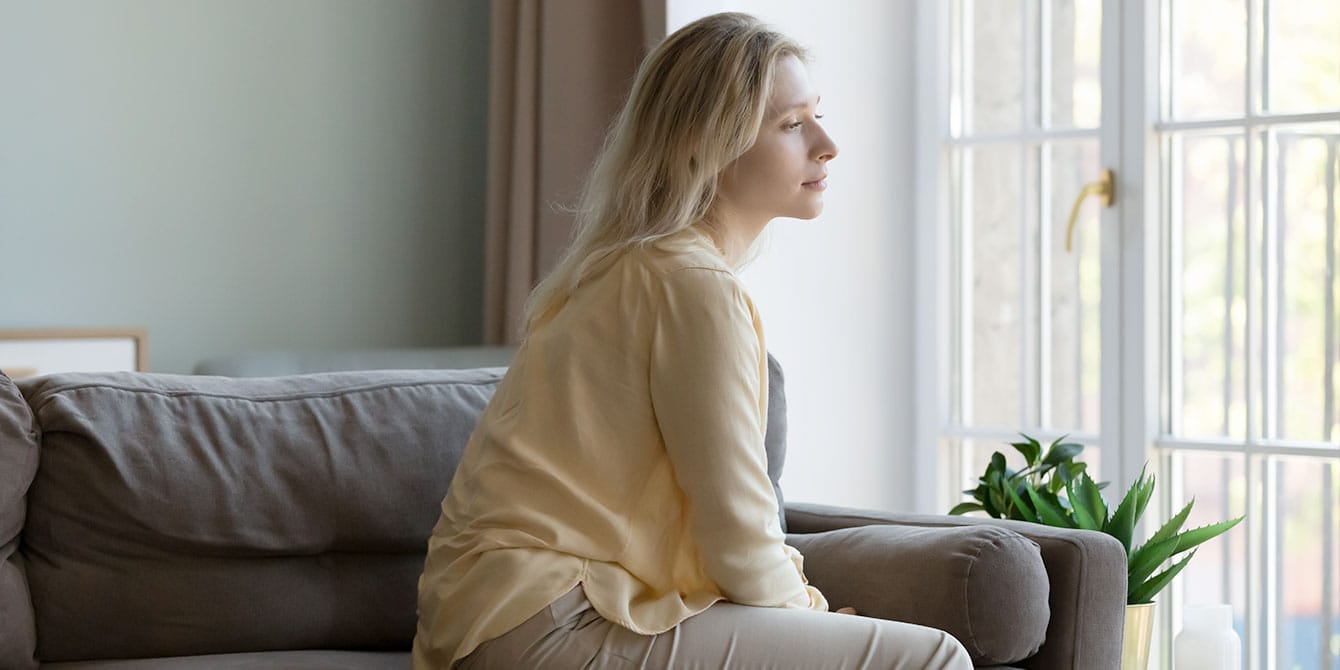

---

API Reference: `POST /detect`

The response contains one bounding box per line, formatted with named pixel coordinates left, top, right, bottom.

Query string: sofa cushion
left=0, top=371, right=39, bottom=670
left=18, top=369, right=503, bottom=662
left=786, top=523, right=1050, bottom=666
left=192, top=347, right=793, bottom=534
left=763, top=352, right=788, bottom=533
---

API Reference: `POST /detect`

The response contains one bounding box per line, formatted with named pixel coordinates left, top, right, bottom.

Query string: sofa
left=1, top=351, right=1126, bottom=669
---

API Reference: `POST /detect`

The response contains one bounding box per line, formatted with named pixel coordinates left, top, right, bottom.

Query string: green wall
left=0, top=0, right=490, bottom=372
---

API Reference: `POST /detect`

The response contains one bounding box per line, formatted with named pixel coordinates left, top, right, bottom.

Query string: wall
left=0, top=0, right=490, bottom=373
left=0, top=0, right=925, bottom=512
left=668, top=1, right=921, bottom=512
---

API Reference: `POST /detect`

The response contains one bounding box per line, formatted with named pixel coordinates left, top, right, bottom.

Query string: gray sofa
left=0, top=351, right=1125, bottom=668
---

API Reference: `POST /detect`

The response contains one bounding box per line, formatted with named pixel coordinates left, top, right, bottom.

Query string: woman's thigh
left=459, top=585, right=972, bottom=670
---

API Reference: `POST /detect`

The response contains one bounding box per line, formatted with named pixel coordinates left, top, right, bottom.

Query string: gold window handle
left=1065, top=168, right=1115, bottom=252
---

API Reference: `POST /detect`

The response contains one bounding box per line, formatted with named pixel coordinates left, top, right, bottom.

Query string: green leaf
left=1131, top=470, right=1156, bottom=524
left=1006, top=485, right=1039, bottom=523
left=1047, top=471, right=1067, bottom=495
left=1041, top=437, right=1083, bottom=466
left=989, top=451, right=1007, bottom=477
left=1011, top=435, right=1042, bottom=466
left=1129, top=549, right=1198, bottom=604
left=986, top=489, right=1005, bottom=518
left=1056, top=463, right=1078, bottom=487
left=1103, top=465, right=1151, bottom=554
left=1104, top=491, right=1138, bottom=553
left=1066, top=472, right=1107, bottom=531
left=1146, top=500, right=1195, bottom=547
left=1127, top=536, right=1182, bottom=589
left=949, top=502, right=985, bottom=516
left=1164, top=517, right=1245, bottom=558
left=1026, top=486, right=1076, bottom=528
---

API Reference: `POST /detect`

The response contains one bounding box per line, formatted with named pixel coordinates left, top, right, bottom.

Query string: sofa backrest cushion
left=191, top=346, right=793, bottom=533
left=205, top=351, right=791, bottom=532
left=763, top=353, right=788, bottom=533
left=18, top=369, right=502, bottom=662
left=0, top=372, right=39, bottom=669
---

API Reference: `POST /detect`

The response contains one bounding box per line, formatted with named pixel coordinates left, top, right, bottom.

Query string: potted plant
left=949, top=434, right=1244, bottom=669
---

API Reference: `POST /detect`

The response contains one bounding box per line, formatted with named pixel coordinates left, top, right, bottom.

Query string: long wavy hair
left=519, top=12, right=806, bottom=337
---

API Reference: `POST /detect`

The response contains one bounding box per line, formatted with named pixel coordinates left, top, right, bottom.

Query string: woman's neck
left=700, top=211, right=768, bottom=267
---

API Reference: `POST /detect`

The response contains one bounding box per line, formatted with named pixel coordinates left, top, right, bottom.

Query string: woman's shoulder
left=632, top=228, right=734, bottom=278
left=625, top=234, right=755, bottom=314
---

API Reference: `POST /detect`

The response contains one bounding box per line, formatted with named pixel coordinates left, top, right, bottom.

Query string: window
left=1159, top=1, right=1340, bottom=668
left=922, top=0, right=1340, bottom=666
left=934, top=0, right=1110, bottom=504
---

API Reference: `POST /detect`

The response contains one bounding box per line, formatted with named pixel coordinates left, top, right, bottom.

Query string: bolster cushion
left=787, top=523, right=1050, bottom=666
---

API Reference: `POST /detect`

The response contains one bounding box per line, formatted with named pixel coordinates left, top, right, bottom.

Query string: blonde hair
left=519, top=12, right=806, bottom=337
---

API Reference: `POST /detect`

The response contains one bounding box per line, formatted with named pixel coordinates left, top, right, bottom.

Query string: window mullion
left=1224, top=136, right=1239, bottom=437
left=1244, top=1, right=1265, bottom=666
left=1168, top=133, right=1184, bottom=437
left=1319, top=137, right=1338, bottom=670
left=1020, top=1, right=1037, bottom=429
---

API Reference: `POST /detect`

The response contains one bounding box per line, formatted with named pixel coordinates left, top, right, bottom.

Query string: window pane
left=1175, top=132, right=1248, bottom=438
left=1268, top=456, right=1338, bottom=668
left=1273, top=126, right=1340, bottom=442
left=967, top=0, right=1024, bottom=133
left=1046, top=140, right=1102, bottom=432
left=1170, top=0, right=1246, bottom=120
left=1265, top=0, right=1340, bottom=113
left=1172, top=451, right=1248, bottom=643
left=966, top=145, right=1024, bottom=427
left=1046, top=0, right=1101, bottom=128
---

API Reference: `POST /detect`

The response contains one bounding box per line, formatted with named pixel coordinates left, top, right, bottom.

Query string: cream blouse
left=412, top=229, right=828, bottom=668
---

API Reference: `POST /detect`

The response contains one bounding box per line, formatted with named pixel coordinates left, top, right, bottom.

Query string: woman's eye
left=785, top=121, right=803, bottom=131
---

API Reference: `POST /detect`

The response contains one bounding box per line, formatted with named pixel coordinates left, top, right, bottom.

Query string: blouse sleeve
left=649, top=267, right=826, bottom=610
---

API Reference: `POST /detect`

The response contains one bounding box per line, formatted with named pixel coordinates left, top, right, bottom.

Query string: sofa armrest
left=785, top=501, right=1126, bottom=670
left=786, top=522, right=1049, bottom=666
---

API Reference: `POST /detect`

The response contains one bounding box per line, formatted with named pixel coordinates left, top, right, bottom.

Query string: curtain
left=483, top=0, right=666, bottom=345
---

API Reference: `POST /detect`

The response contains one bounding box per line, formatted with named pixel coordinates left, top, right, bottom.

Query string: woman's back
left=413, top=229, right=823, bottom=668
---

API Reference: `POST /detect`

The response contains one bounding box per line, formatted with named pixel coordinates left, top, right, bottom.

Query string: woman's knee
left=872, top=621, right=973, bottom=670
left=933, top=629, right=974, bottom=669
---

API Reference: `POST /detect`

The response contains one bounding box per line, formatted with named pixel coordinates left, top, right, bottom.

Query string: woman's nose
left=815, top=128, right=838, bottom=162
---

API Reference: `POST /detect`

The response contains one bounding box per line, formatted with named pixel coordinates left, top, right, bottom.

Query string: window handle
left=1065, top=168, right=1115, bottom=252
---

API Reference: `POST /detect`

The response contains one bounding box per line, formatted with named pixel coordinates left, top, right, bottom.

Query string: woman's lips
left=802, top=178, right=828, bottom=191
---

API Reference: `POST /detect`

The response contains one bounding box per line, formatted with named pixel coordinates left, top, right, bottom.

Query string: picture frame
left=0, top=328, right=147, bottom=381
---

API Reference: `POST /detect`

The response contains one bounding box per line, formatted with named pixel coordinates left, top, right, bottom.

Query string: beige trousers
left=455, top=584, right=973, bottom=669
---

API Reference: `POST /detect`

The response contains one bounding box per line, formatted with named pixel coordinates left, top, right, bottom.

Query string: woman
left=414, top=12, right=972, bottom=669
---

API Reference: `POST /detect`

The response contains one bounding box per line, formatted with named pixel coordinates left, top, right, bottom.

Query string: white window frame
left=917, top=1, right=1340, bottom=666
left=911, top=0, right=1157, bottom=515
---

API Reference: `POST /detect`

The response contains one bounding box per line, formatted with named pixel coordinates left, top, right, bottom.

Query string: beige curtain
left=483, top=0, right=666, bottom=345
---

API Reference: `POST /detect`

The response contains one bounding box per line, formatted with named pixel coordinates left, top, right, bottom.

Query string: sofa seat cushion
left=18, top=370, right=504, bottom=663
left=41, top=650, right=409, bottom=669
left=786, top=523, right=1050, bottom=666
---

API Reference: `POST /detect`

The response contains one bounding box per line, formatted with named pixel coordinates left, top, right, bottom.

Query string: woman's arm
left=649, top=266, right=825, bottom=610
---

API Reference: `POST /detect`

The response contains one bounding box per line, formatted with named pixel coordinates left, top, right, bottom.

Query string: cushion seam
left=960, top=534, right=989, bottom=660
left=26, top=377, right=500, bottom=416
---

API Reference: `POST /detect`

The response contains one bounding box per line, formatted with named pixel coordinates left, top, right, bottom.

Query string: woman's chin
left=794, top=203, right=824, bottom=220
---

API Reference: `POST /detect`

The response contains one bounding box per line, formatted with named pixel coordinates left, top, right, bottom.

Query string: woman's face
left=716, top=55, right=838, bottom=226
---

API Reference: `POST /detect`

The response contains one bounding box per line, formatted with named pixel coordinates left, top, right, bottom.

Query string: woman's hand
left=834, top=606, right=857, bottom=615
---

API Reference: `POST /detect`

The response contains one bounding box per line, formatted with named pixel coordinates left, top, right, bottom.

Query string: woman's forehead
left=768, top=57, right=819, bottom=116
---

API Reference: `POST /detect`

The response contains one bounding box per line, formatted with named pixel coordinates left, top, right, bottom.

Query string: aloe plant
left=950, top=434, right=1244, bottom=605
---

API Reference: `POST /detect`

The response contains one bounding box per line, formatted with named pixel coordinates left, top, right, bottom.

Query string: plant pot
left=1122, top=602, right=1156, bottom=669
